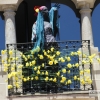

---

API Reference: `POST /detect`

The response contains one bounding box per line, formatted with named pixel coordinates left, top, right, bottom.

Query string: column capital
left=71, top=0, right=96, bottom=9
left=79, top=8, right=92, bottom=14
left=0, top=0, right=23, bottom=11
left=3, top=11, right=16, bottom=18
left=1, top=5, right=17, bottom=11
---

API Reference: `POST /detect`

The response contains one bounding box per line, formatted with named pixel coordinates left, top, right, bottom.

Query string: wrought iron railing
left=5, top=40, right=93, bottom=96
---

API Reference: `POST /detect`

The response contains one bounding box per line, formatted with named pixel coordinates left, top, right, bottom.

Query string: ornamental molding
left=72, top=0, right=96, bottom=9
left=0, top=0, right=23, bottom=11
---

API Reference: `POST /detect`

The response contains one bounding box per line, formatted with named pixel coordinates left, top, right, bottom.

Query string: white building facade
left=0, top=0, right=100, bottom=100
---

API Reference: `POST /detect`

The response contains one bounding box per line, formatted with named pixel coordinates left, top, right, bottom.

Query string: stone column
left=79, top=4, right=94, bottom=46
left=3, top=9, right=16, bottom=47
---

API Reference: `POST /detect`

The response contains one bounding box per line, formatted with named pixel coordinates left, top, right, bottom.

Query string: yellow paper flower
left=67, top=80, right=72, bottom=84
left=9, top=50, right=13, bottom=55
left=83, top=54, right=87, bottom=58
left=1, top=50, right=6, bottom=55
left=87, top=79, right=92, bottom=84
left=8, top=74, right=12, bottom=79
left=4, top=63, right=8, bottom=67
left=7, top=59, right=11, bottom=63
left=37, top=70, right=40, bottom=74
left=68, top=70, right=70, bottom=74
left=45, top=71, right=48, bottom=75
left=77, top=51, right=81, bottom=55
left=18, top=65, right=23, bottom=69
left=77, top=78, right=80, bottom=81
left=74, top=76, right=77, bottom=80
left=4, top=67, right=8, bottom=72
left=44, top=51, right=47, bottom=56
left=8, top=85, right=13, bottom=89
left=62, top=77, right=66, bottom=82
left=11, top=67, right=15, bottom=71
left=27, top=55, right=30, bottom=59
left=91, top=54, right=96, bottom=58
left=30, top=62, right=32, bottom=66
left=34, top=67, right=37, bottom=71
left=56, top=72, right=60, bottom=76
left=89, top=59, right=93, bottom=63
left=67, top=63, right=72, bottom=68
left=26, top=62, right=29, bottom=67
left=48, top=60, right=53, bottom=65
left=84, top=69, right=90, bottom=73
left=88, top=56, right=93, bottom=59
left=27, top=77, right=30, bottom=81
left=42, top=72, right=44, bottom=75
left=2, top=60, right=5, bottom=64
left=11, top=72, right=17, bottom=77
left=65, top=82, right=68, bottom=85
left=75, top=63, right=79, bottom=67
left=35, top=76, right=39, bottom=80
left=53, top=78, right=57, bottom=82
left=60, top=80, right=64, bottom=83
left=22, top=55, right=26, bottom=58
left=15, top=77, right=18, bottom=81
left=15, top=57, right=18, bottom=61
left=80, top=70, right=84, bottom=75
left=59, top=57, right=63, bottom=61
left=45, top=77, right=49, bottom=81
left=47, top=50, right=50, bottom=53
left=20, top=52, right=23, bottom=56
left=23, top=78, right=27, bottom=82
left=36, top=46, right=40, bottom=52
left=15, top=83, right=20, bottom=88
left=56, top=51, right=60, bottom=56
left=13, top=63, right=16, bottom=67
left=65, top=57, right=71, bottom=61
left=51, top=47, right=54, bottom=52
left=25, top=58, right=28, bottom=61
left=38, top=66, right=41, bottom=70
left=49, top=56, right=54, bottom=61
left=97, top=58, right=100, bottom=63
left=49, top=78, right=53, bottom=81
left=39, top=55, right=44, bottom=59
left=62, top=69, right=66, bottom=73
left=82, top=60, right=86, bottom=64
left=54, top=60, right=58, bottom=64
left=70, top=52, right=74, bottom=56
left=61, top=59, right=65, bottom=63
left=80, top=79, right=85, bottom=85
left=32, top=60, right=36, bottom=65
left=74, top=52, right=77, bottom=55
left=42, top=63, right=44, bottom=67
left=31, top=77, right=34, bottom=80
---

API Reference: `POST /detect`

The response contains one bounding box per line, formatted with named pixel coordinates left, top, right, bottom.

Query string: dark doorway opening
left=15, top=0, right=51, bottom=43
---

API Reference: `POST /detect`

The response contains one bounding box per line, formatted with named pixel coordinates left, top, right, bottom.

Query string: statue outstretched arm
left=49, top=7, right=59, bottom=38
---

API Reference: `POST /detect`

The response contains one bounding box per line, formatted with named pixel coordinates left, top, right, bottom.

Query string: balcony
left=2, top=40, right=93, bottom=96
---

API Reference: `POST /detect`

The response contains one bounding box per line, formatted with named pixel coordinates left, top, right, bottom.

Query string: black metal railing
left=6, top=40, right=93, bottom=96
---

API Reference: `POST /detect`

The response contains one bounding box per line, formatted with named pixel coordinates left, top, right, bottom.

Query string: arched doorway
left=15, top=0, right=51, bottom=43
left=51, top=0, right=80, bottom=41
left=0, top=12, right=5, bottom=52
left=92, top=1, right=100, bottom=50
